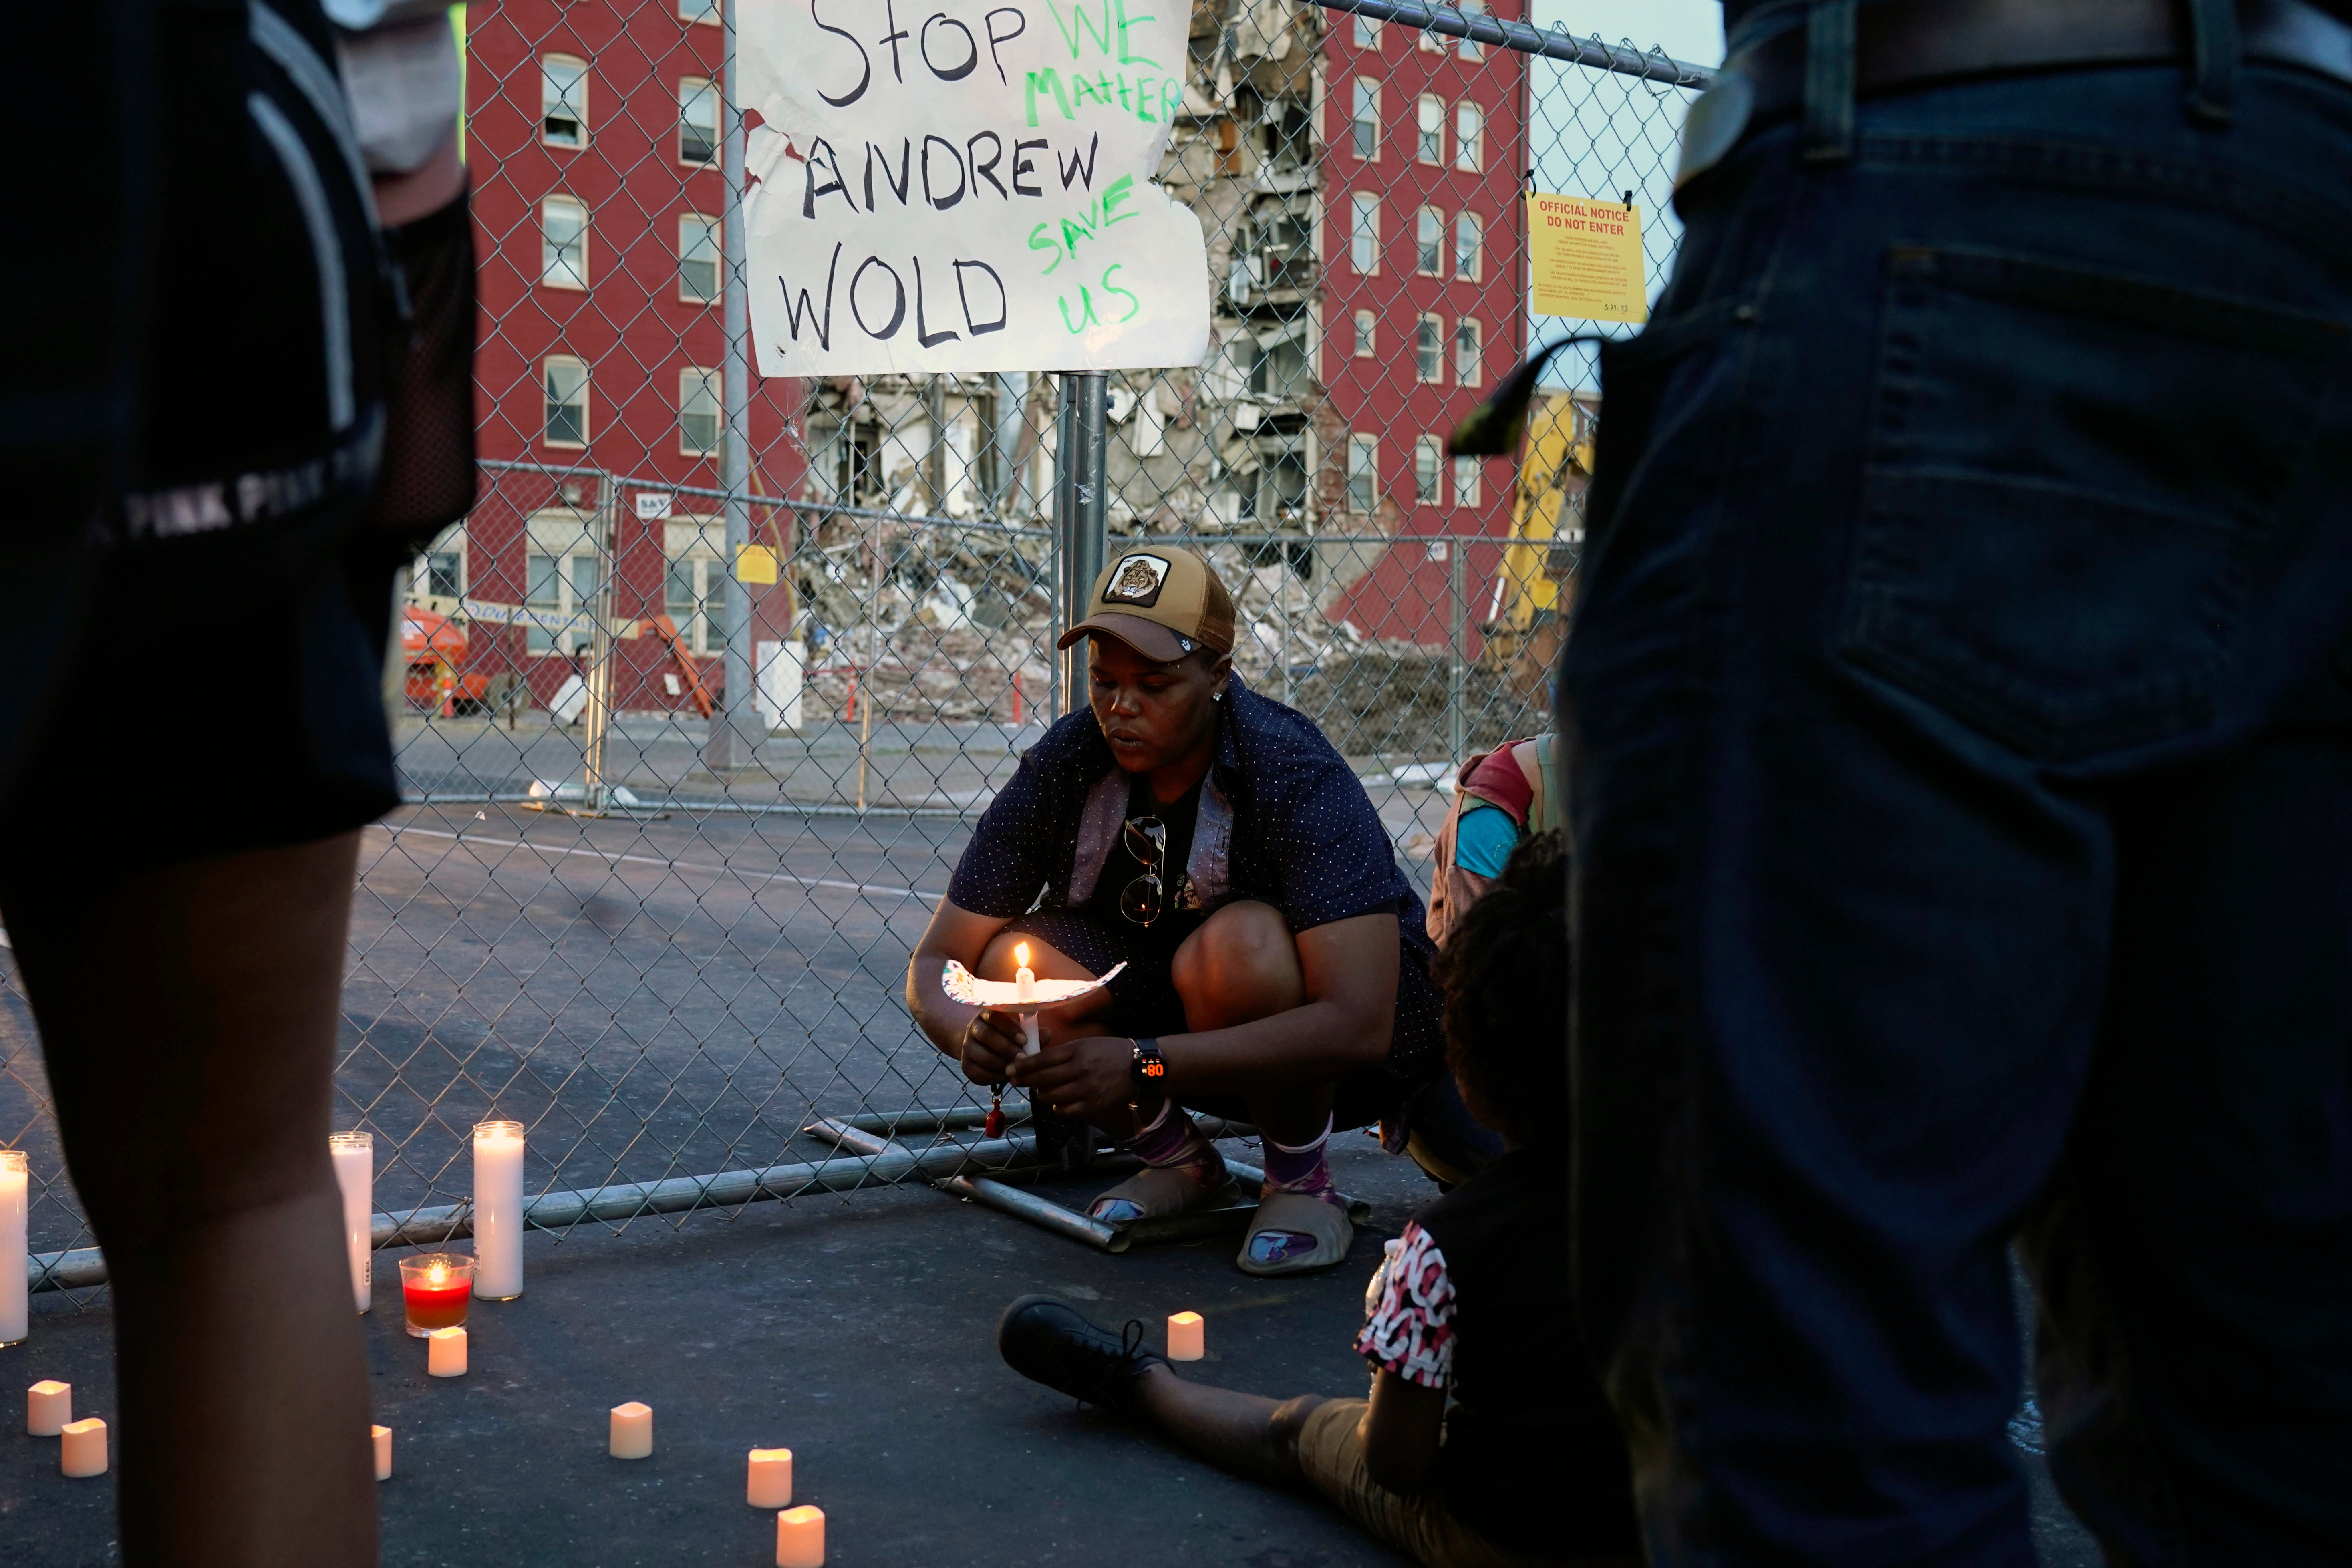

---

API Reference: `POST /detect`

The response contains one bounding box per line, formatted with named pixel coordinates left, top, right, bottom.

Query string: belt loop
left=2185, top=0, right=2241, bottom=125
left=1802, top=0, right=1857, bottom=164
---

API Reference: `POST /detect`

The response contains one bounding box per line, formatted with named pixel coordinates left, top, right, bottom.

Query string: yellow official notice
left=735, top=543, right=779, bottom=586
left=1527, top=194, right=1647, bottom=323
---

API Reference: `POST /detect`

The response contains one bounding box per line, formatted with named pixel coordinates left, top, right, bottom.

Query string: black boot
left=996, top=1294, right=1167, bottom=1412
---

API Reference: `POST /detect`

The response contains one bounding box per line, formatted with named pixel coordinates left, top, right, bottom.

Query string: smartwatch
left=1129, top=1037, right=1167, bottom=1096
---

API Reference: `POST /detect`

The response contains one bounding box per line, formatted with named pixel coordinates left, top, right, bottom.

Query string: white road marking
left=373, top=824, right=944, bottom=906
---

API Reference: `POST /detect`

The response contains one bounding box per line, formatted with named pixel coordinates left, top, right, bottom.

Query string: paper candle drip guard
left=940, top=959, right=1124, bottom=1011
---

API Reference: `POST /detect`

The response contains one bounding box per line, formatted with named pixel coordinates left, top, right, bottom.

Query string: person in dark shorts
left=0, top=4, right=474, bottom=1562
left=995, top=833, right=1633, bottom=1568
left=908, top=545, right=1457, bottom=1274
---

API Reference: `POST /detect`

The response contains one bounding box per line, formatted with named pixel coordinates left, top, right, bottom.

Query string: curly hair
left=1428, top=829, right=1568, bottom=1150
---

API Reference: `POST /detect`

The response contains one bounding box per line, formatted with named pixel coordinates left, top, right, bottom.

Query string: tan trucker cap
left=1056, top=545, right=1237, bottom=663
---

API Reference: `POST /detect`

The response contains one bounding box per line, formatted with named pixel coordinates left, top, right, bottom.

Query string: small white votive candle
left=747, top=1446, right=794, bottom=1508
left=1167, top=1310, right=1205, bottom=1361
left=28, top=1379, right=71, bottom=1436
left=60, top=1416, right=107, bottom=1477
left=428, top=1326, right=467, bottom=1377
left=610, top=1401, right=652, bottom=1459
left=373, top=1425, right=393, bottom=1480
left=776, top=1504, right=826, bottom=1568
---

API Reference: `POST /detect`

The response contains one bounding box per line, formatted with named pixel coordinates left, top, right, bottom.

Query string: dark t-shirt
left=1087, top=772, right=1204, bottom=929
left=1721, top=0, right=2352, bottom=49
left=1358, top=1149, right=1638, bottom=1558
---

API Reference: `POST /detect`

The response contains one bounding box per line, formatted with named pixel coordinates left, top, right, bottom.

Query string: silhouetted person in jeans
left=1520, top=2, right=2352, bottom=1563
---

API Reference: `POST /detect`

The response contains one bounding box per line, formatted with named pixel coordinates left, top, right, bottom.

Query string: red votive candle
left=399, top=1254, right=474, bottom=1338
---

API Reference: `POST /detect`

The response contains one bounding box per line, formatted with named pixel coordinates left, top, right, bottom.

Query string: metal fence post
left=1056, top=372, right=1108, bottom=712
left=1448, top=539, right=1467, bottom=766
left=706, top=0, right=756, bottom=774
left=581, top=471, right=619, bottom=810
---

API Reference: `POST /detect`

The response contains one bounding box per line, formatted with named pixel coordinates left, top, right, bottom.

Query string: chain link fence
left=0, top=0, right=1707, bottom=1294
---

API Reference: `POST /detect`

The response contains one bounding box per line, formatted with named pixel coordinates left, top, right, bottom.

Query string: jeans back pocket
left=1840, top=246, right=2348, bottom=760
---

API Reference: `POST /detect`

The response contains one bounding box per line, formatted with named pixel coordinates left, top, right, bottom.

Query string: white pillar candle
left=471, top=1121, right=525, bottom=1300
left=747, top=1446, right=793, bottom=1508
left=27, top=1379, right=71, bottom=1436
left=328, top=1132, right=373, bottom=1314
left=1167, top=1310, right=1205, bottom=1361
left=60, top=1416, right=107, bottom=1478
left=0, top=1149, right=28, bottom=1346
left=427, top=1325, right=467, bottom=1377
left=775, top=1504, right=826, bottom=1568
left=1014, top=944, right=1041, bottom=1055
left=609, top=1401, right=652, bottom=1459
left=372, top=1424, right=393, bottom=1481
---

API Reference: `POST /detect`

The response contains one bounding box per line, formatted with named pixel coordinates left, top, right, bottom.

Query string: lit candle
left=1167, top=1310, right=1205, bottom=1361
left=27, top=1379, right=71, bottom=1436
left=473, top=1121, right=526, bottom=1300
left=1013, top=943, right=1041, bottom=1056
left=0, top=1149, right=26, bottom=1346
left=776, top=1504, right=826, bottom=1568
left=60, top=1416, right=106, bottom=1478
left=328, top=1132, right=373, bottom=1314
left=373, top=1424, right=393, bottom=1481
left=747, top=1446, right=794, bottom=1508
left=609, top=1401, right=652, bottom=1459
left=427, top=1326, right=467, bottom=1377
left=399, top=1254, right=474, bottom=1337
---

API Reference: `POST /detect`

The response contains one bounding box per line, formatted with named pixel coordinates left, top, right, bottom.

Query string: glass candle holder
left=399, top=1253, right=475, bottom=1338
left=327, top=1132, right=373, bottom=1314
left=0, top=1149, right=27, bottom=1347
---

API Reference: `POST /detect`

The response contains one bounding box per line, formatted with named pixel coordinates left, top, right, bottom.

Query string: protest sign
left=741, top=0, right=1211, bottom=376
left=1526, top=193, right=1646, bottom=324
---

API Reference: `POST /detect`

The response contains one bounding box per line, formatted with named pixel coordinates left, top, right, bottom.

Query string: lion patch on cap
left=1104, top=553, right=1170, bottom=608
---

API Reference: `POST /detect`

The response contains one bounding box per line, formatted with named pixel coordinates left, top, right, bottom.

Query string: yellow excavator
left=1481, top=390, right=1598, bottom=701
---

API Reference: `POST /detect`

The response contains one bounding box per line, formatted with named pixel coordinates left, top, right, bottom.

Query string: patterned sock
left=1247, top=1119, right=1344, bottom=1267
left=1091, top=1103, right=1226, bottom=1224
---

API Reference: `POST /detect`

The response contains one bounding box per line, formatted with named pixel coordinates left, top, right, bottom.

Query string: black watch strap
left=1129, top=1037, right=1166, bottom=1093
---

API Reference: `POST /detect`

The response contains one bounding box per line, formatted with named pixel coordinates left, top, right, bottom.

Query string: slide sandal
left=1238, top=1188, right=1353, bottom=1276
left=1087, top=1164, right=1237, bottom=1224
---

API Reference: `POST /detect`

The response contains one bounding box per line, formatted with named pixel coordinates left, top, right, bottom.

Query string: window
left=1349, top=192, right=1380, bottom=274
left=1416, top=314, right=1444, bottom=382
left=1416, top=437, right=1444, bottom=505
left=678, top=213, right=719, bottom=302
left=1454, top=211, right=1482, bottom=280
left=666, top=548, right=729, bottom=656
left=1416, top=207, right=1444, bottom=276
left=1418, top=21, right=1442, bottom=52
left=411, top=525, right=465, bottom=600
left=1416, top=95, right=1443, bottom=164
left=1454, top=318, right=1482, bottom=386
left=1453, top=456, right=1482, bottom=508
left=1455, top=103, right=1484, bottom=171
left=542, top=56, right=588, bottom=149
left=1459, top=0, right=1486, bottom=58
left=679, top=78, right=719, bottom=167
left=1351, top=79, right=1379, bottom=160
left=543, top=356, right=588, bottom=447
left=680, top=0, right=718, bottom=20
left=540, top=196, right=587, bottom=288
left=526, top=548, right=599, bottom=655
left=1347, top=434, right=1379, bottom=514
left=1353, top=13, right=1381, bottom=47
left=1251, top=334, right=1307, bottom=398
left=679, top=366, right=721, bottom=455
left=1351, top=308, right=1376, bottom=358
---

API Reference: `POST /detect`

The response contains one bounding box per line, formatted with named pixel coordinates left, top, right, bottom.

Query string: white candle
left=609, top=1401, right=652, bottom=1459
left=372, top=1424, right=393, bottom=1481
left=472, top=1121, right=525, bottom=1300
left=747, top=1446, right=794, bottom=1508
left=27, top=1379, right=71, bottom=1436
left=428, top=1325, right=467, bottom=1377
left=1014, top=944, right=1041, bottom=1056
left=776, top=1504, right=826, bottom=1568
left=1167, top=1310, right=1205, bottom=1361
left=0, top=1149, right=27, bottom=1345
left=60, top=1416, right=106, bottom=1478
left=328, top=1132, right=373, bottom=1314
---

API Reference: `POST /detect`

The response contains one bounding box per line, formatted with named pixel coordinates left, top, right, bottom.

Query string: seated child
left=996, top=833, right=1639, bottom=1568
